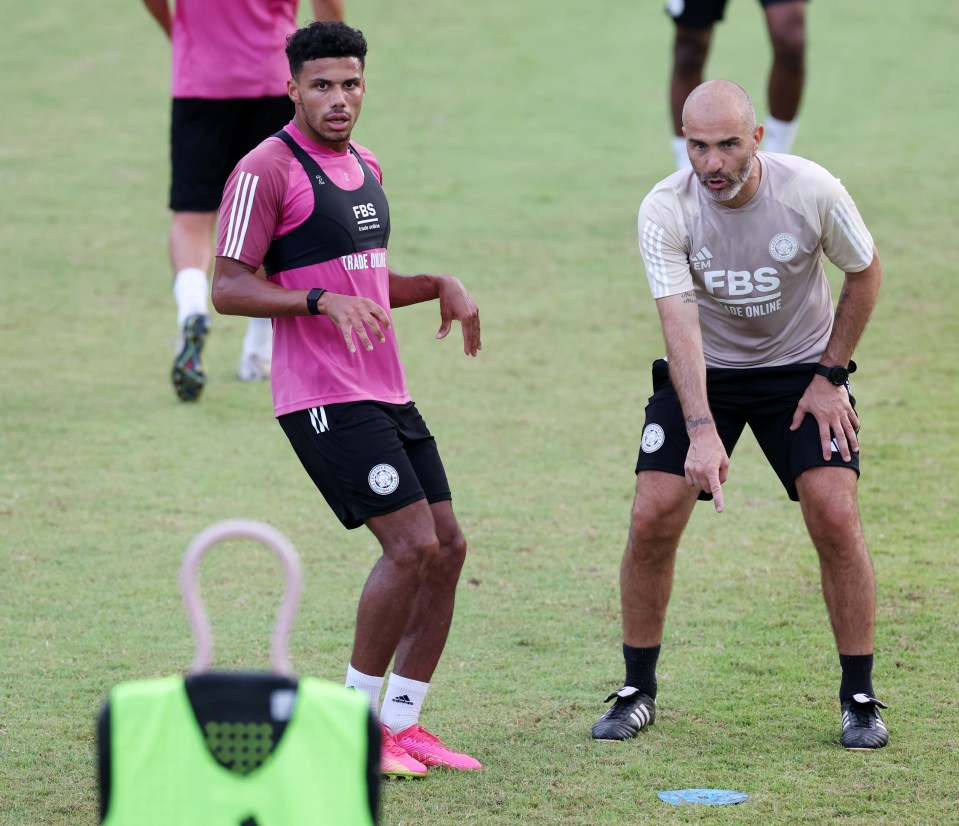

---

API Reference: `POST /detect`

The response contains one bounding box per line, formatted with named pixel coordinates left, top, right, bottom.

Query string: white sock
left=242, top=317, right=273, bottom=359
left=671, top=135, right=691, bottom=171
left=173, top=267, right=208, bottom=328
left=763, top=115, right=800, bottom=154
left=378, top=673, right=429, bottom=734
left=345, top=665, right=384, bottom=715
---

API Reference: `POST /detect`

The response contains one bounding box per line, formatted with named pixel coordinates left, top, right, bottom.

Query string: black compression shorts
left=279, top=401, right=452, bottom=529
left=169, top=96, right=294, bottom=212
left=634, top=358, right=859, bottom=501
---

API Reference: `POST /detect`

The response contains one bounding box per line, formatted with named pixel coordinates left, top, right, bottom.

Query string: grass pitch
left=1, top=1, right=957, bottom=824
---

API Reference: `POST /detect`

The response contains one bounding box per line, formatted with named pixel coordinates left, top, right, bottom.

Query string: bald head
left=682, top=79, right=756, bottom=134
left=680, top=80, right=763, bottom=207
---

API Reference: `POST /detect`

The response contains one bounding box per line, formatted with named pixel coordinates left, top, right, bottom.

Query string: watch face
left=829, top=367, right=849, bottom=385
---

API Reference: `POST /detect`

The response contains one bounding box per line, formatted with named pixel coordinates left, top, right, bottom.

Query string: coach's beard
left=698, top=154, right=754, bottom=203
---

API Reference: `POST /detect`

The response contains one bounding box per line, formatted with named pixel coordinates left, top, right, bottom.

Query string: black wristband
left=306, top=288, right=327, bottom=315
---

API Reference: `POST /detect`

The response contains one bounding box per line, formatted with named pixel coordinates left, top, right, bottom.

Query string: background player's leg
left=669, top=25, right=713, bottom=169
left=763, top=0, right=806, bottom=152
left=170, top=210, right=216, bottom=280
left=169, top=210, right=216, bottom=401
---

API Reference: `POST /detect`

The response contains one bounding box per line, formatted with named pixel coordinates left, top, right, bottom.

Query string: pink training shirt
left=216, top=122, right=411, bottom=416
left=171, top=0, right=298, bottom=99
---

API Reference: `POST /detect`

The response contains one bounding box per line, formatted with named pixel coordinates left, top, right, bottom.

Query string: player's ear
left=753, top=124, right=764, bottom=151
left=287, top=78, right=300, bottom=104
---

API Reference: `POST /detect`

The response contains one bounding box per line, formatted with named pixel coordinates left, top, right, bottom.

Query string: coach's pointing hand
left=685, top=426, right=730, bottom=513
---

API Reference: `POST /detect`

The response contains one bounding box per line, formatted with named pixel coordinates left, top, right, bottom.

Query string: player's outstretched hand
left=790, top=377, right=860, bottom=462
left=436, top=275, right=481, bottom=356
left=322, top=293, right=391, bottom=353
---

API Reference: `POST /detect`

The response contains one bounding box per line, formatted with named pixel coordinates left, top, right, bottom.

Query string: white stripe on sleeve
left=231, top=174, right=259, bottom=260
left=640, top=219, right=671, bottom=298
left=830, top=197, right=872, bottom=266
left=224, top=171, right=259, bottom=260
left=223, top=171, right=249, bottom=257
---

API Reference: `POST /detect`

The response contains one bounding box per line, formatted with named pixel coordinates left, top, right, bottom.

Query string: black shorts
left=666, top=0, right=807, bottom=28
left=169, top=96, right=294, bottom=211
left=634, top=359, right=859, bottom=502
left=278, top=401, right=452, bottom=530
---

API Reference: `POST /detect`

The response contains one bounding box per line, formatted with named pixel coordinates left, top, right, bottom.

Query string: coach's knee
left=626, top=507, right=683, bottom=567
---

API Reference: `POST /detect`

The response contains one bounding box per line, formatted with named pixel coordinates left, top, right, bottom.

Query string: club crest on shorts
left=641, top=424, right=665, bottom=453
left=368, top=463, right=399, bottom=495
left=768, top=232, right=799, bottom=262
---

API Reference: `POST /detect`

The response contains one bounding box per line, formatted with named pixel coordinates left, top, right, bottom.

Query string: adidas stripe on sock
left=378, top=673, right=429, bottom=733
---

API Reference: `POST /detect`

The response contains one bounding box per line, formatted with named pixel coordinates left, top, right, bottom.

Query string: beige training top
left=638, top=152, right=874, bottom=368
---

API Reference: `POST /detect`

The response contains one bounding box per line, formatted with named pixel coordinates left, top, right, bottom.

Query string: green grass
left=2, top=0, right=958, bottom=823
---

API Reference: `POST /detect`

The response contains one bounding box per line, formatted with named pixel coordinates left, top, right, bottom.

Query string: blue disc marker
left=658, top=788, right=749, bottom=806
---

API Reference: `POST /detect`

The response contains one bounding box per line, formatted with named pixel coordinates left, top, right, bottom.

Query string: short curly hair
left=286, top=21, right=368, bottom=79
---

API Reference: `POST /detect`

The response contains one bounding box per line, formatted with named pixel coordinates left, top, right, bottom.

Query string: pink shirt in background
left=171, top=0, right=298, bottom=99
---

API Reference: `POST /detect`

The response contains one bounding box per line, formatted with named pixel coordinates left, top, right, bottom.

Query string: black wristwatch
left=306, top=288, right=327, bottom=315
left=815, top=361, right=856, bottom=386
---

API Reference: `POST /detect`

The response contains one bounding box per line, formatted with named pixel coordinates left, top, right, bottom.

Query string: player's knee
left=385, top=534, right=441, bottom=581
left=433, top=531, right=467, bottom=582
left=770, top=30, right=805, bottom=73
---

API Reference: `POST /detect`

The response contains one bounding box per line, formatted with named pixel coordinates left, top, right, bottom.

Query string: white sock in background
left=763, top=115, right=800, bottom=154
left=378, top=673, right=429, bottom=734
left=345, top=665, right=384, bottom=715
left=671, top=135, right=692, bottom=171
left=242, top=316, right=273, bottom=359
left=173, top=267, right=208, bottom=328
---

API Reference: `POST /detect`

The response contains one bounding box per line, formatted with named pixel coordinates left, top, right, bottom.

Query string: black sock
left=623, top=643, right=660, bottom=699
left=839, top=653, right=875, bottom=702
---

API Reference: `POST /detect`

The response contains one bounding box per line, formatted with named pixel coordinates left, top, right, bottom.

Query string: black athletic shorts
left=666, top=0, right=807, bottom=28
left=170, top=96, right=294, bottom=211
left=634, top=358, right=859, bottom=502
left=278, top=401, right=452, bottom=530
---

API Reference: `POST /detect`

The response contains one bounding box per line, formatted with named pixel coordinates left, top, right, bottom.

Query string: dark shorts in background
left=170, top=96, right=294, bottom=211
left=666, top=0, right=807, bottom=28
left=634, top=358, right=859, bottom=502
left=279, top=401, right=452, bottom=530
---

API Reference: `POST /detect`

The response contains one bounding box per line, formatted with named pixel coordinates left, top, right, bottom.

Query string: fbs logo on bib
left=368, top=463, right=400, bottom=495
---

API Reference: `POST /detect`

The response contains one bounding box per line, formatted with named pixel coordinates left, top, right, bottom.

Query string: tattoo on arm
left=686, top=415, right=714, bottom=431
left=835, top=287, right=851, bottom=319
left=681, top=290, right=697, bottom=304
